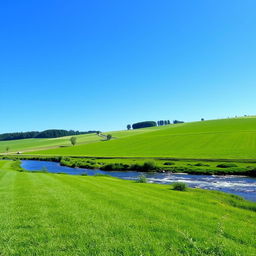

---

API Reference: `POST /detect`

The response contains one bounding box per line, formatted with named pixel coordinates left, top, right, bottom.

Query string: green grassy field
left=0, top=160, right=255, bottom=256
left=27, top=117, right=256, bottom=159
left=0, top=133, right=102, bottom=153
left=0, top=126, right=156, bottom=154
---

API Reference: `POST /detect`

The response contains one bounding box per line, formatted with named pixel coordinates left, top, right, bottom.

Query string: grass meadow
left=0, top=160, right=255, bottom=255
left=28, top=118, right=256, bottom=159
left=0, top=133, right=101, bottom=154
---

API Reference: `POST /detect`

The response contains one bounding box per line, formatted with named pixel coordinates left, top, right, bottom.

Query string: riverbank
left=21, top=160, right=256, bottom=202
left=0, top=160, right=255, bottom=255
left=2, top=154, right=256, bottom=177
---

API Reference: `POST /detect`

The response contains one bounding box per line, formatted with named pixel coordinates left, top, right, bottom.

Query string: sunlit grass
left=29, top=117, right=256, bottom=159
left=0, top=160, right=255, bottom=255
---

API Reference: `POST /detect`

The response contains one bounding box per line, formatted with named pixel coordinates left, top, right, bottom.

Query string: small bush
left=130, top=161, right=157, bottom=172
left=106, top=134, right=112, bottom=140
left=136, top=175, right=148, bottom=183
left=216, top=163, right=238, bottom=168
left=172, top=182, right=187, bottom=191
left=142, top=161, right=157, bottom=171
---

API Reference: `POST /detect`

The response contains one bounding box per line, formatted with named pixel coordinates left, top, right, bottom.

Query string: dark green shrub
left=172, top=182, right=187, bottom=191
left=193, top=163, right=210, bottom=167
left=142, top=161, right=156, bottom=171
left=71, top=162, right=78, bottom=168
left=102, top=163, right=129, bottom=171
left=163, top=162, right=175, bottom=166
left=216, top=163, right=238, bottom=168
left=130, top=163, right=142, bottom=171
left=246, top=167, right=256, bottom=177
left=130, top=161, right=157, bottom=172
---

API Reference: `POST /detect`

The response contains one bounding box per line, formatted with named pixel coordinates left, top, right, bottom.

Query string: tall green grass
left=0, top=160, right=255, bottom=255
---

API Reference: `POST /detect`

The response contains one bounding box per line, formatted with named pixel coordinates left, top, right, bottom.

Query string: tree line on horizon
left=0, top=129, right=100, bottom=141
left=127, top=120, right=185, bottom=130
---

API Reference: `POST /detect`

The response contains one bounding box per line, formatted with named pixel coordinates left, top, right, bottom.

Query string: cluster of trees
left=130, top=121, right=157, bottom=130
left=157, top=120, right=170, bottom=126
left=0, top=129, right=100, bottom=141
left=127, top=119, right=185, bottom=130
left=0, top=131, right=40, bottom=141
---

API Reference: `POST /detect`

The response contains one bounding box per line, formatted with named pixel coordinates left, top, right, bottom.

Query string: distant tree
left=6, top=146, right=9, bottom=153
left=167, top=120, right=170, bottom=124
left=173, top=120, right=184, bottom=124
left=127, top=124, right=131, bottom=130
left=107, top=134, right=112, bottom=140
left=201, top=118, right=204, bottom=121
left=96, top=131, right=100, bottom=135
left=70, top=137, right=77, bottom=146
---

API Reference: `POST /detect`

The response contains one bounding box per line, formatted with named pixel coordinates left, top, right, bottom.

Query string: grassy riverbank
left=3, top=155, right=256, bottom=176
left=0, top=160, right=255, bottom=255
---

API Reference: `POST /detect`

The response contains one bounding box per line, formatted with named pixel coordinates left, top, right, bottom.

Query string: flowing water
left=21, top=160, right=256, bottom=202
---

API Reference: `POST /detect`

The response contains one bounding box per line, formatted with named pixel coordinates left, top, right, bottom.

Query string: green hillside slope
left=0, top=161, right=255, bottom=255
left=0, top=133, right=102, bottom=153
left=0, top=126, right=161, bottom=154
left=28, top=118, right=256, bottom=159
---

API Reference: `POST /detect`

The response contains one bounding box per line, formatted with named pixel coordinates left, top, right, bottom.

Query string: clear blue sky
left=0, top=0, right=256, bottom=133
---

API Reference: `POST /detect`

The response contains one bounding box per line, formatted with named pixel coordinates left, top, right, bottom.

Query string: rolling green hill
left=0, top=133, right=101, bottom=153
left=28, top=117, right=256, bottom=159
left=0, top=160, right=255, bottom=255
left=0, top=126, right=157, bottom=154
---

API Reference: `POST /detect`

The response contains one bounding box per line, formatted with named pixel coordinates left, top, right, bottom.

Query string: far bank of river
left=21, top=160, right=256, bottom=202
